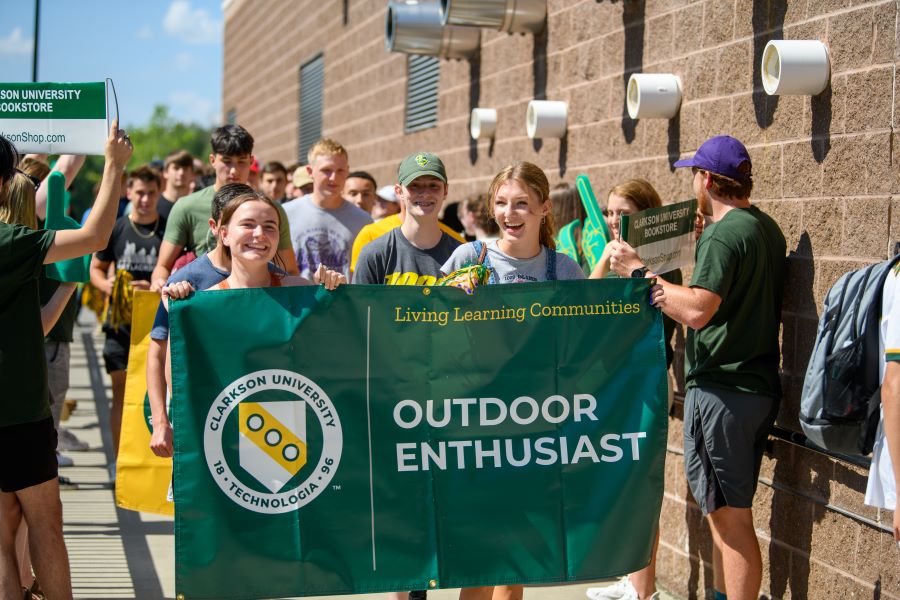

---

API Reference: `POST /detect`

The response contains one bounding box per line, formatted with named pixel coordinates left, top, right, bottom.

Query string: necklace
left=128, top=215, right=159, bottom=239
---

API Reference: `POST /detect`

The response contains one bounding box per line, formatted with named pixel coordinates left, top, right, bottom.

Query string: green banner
left=171, top=280, right=668, bottom=600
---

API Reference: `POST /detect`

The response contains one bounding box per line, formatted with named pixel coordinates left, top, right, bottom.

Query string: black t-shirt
left=96, top=215, right=166, bottom=282
left=157, top=196, right=175, bottom=220
left=354, top=228, right=460, bottom=285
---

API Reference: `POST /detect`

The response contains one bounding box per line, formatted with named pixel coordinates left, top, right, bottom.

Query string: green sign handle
left=44, top=171, right=91, bottom=282
left=620, top=214, right=629, bottom=244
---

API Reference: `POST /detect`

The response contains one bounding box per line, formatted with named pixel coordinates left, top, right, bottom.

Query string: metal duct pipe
left=440, top=0, right=546, bottom=34
left=386, top=0, right=481, bottom=59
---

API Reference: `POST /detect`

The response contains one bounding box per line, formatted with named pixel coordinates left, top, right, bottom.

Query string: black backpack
left=799, top=254, right=900, bottom=456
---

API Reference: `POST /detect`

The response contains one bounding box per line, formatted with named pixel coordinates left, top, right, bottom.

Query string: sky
left=0, top=0, right=223, bottom=128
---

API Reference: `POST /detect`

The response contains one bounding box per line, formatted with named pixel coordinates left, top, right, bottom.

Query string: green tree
left=128, top=105, right=211, bottom=165
left=67, top=104, right=212, bottom=220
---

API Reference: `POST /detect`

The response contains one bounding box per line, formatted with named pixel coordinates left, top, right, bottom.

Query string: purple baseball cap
left=673, top=135, right=752, bottom=182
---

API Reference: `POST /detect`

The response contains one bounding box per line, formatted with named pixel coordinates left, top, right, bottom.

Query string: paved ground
left=57, top=316, right=675, bottom=600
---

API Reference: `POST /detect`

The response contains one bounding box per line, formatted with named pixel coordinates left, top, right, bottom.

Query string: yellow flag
left=115, top=290, right=173, bottom=515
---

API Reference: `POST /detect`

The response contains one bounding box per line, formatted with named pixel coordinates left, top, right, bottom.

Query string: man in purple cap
left=609, top=135, right=786, bottom=600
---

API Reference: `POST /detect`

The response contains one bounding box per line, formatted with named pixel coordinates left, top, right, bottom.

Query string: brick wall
left=223, top=0, right=900, bottom=597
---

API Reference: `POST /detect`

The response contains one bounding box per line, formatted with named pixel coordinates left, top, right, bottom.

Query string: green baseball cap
left=398, top=152, right=447, bottom=186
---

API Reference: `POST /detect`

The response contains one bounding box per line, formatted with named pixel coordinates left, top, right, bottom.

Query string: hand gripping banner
left=170, top=279, right=668, bottom=600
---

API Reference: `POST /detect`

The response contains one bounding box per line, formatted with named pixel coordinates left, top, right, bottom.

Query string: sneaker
left=56, top=452, right=74, bottom=467
left=58, top=428, right=89, bottom=451
left=586, top=578, right=659, bottom=600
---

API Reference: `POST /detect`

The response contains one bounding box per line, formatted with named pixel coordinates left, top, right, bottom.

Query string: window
left=404, top=55, right=439, bottom=133
left=298, top=54, right=325, bottom=163
left=225, top=108, right=237, bottom=125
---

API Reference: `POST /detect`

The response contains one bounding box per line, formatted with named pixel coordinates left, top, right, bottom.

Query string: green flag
left=171, top=279, right=667, bottom=600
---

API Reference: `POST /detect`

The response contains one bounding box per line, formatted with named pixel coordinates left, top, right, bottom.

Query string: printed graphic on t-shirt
left=501, top=272, right=538, bottom=283
left=296, top=228, right=350, bottom=276
left=384, top=272, right=440, bottom=286
left=117, top=240, right=159, bottom=275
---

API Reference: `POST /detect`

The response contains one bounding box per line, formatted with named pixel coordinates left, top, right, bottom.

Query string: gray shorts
left=683, top=386, right=778, bottom=515
left=45, top=341, right=71, bottom=426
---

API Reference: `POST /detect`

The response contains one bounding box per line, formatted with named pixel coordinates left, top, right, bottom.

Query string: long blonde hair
left=0, top=172, right=37, bottom=229
left=488, top=162, right=555, bottom=250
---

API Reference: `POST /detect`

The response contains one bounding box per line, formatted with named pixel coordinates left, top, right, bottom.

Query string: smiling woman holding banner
left=163, top=192, right=345, bottom=297
left=441, top=162, right=587, bottom=600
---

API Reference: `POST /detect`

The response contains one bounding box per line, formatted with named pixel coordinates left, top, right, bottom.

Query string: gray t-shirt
left=282, top=194, right=373, bottom=278
left=441, top=240, right=585, bottom=283
left=354, top=228, right=460, bottom=285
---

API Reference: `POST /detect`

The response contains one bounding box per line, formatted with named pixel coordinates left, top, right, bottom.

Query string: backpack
left=799, top=254, right=900, bottom=456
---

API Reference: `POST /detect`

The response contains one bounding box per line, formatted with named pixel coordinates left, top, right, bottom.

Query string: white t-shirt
left=282, top=195, right=373, bottom=279
left=865, top=264, right=900, bottom=510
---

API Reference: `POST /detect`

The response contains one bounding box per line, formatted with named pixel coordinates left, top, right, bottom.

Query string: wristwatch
left=631, top=266, right=649, bottom=278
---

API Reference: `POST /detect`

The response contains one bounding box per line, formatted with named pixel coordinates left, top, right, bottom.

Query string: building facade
left=223, top=0, right=900, bottom=597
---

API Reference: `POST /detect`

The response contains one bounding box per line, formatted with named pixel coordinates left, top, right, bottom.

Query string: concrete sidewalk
left=58, top=317, right=675, bottom=600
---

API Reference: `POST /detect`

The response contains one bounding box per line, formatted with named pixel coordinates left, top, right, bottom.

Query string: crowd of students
left=1, top=121, right=897, bottom=600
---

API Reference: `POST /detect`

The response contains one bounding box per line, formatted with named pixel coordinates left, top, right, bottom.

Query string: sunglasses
left=15, top=168, right=41, bottom=192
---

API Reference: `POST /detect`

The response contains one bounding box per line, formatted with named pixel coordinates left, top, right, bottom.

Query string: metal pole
left=32, top=0, right=40, bottom=82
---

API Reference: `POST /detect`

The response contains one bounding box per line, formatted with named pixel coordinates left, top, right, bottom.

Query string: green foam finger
left=44, top=171, right=91, bottom=283
left=575, top=175, right=612, bottom=270
left=575, top=175, right=612, bottom=242
left=555, top=219, right=582, bottom=264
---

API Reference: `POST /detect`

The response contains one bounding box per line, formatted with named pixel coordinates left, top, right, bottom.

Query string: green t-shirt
left=0, top=223, right=56, bottom=427
left=163, top=186, right=293, bottom=256
left=686, top=206, right=786, bottom=397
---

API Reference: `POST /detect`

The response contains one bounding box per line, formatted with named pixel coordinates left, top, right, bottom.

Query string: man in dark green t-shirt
left=608, top=135, right=786, bottom=600
left=0, top=124, right=132, bottom=600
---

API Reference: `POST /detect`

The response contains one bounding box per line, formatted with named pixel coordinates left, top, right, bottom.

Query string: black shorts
left=683, top=386, right=779, bottom=515
left=0, top=417, right=58, bottom=492
left=103, top=328, right=131, bottom=373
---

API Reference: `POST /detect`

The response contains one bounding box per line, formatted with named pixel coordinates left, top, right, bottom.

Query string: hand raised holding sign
left=607, top=239, right=645, bottom=278
left=107, top=119, right=133, bottom=168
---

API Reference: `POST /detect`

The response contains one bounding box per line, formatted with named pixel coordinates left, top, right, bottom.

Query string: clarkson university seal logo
left=203, top=369, right=343, bottom=514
